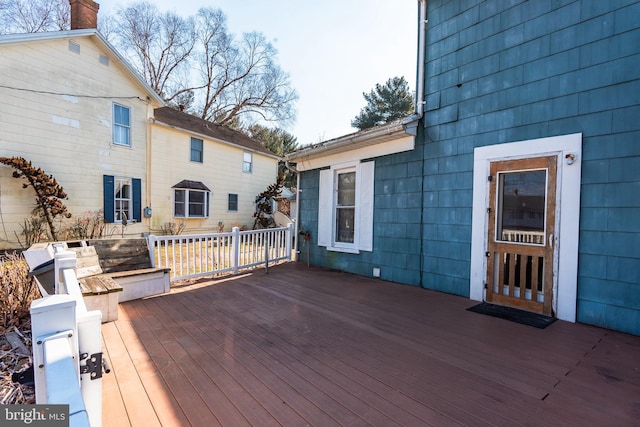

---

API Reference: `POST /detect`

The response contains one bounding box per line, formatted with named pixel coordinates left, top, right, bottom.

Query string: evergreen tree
left=351, top=76, right=414, bottom=130
left=247, top=124, right=299, bottom=188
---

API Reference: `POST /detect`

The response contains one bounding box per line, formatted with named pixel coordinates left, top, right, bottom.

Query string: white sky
left=98, top=0, right=418, bottom=146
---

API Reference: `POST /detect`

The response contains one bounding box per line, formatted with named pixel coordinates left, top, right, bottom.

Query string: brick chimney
left=70, top=0, right=100, bottom=30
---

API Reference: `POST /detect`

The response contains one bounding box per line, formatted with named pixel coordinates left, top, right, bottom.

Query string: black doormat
left=467, top=302, right=557, bottom=329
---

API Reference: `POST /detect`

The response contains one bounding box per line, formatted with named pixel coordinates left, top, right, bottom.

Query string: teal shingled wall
left=296, top=0, right=640, bottom=335
left=423, top=0, right=640, bottom=334
left=297, top=147, right=423, bottom=285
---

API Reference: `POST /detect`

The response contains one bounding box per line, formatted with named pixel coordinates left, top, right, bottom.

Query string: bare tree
left=109, top=2, right=297, bottom=128
left=193, top=8, right=297, bottom=126
left=111, top=2, right=195, bottom=100
left=0, top=0, right=68, bottom=34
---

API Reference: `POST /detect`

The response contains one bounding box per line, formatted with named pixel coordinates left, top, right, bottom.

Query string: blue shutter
left=206, top=191, right=210, bottom=218
left=103, top=175, right=115, bottom=223
left=132, top=178, right=142, bottom=222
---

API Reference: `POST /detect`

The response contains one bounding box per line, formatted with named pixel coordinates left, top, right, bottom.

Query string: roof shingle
left=153, top=107, right=276, bottom=157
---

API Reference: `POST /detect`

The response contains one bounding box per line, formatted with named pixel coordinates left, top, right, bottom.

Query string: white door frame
left=469, top=133, right=582, bottom=322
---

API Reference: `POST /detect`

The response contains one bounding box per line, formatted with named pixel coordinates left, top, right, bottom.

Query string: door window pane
left=497, top=170, right=546, bottom=244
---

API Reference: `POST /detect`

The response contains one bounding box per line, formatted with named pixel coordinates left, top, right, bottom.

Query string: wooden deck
left=101, top=262, right=640, bottom=426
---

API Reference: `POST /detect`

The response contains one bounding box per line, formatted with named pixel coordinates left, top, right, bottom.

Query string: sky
left=98, top=0, right=418, bottom=146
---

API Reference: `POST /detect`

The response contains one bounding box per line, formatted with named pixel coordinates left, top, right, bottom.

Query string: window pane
left=228, top=194, right=238, bottom=211
left=191, top=138, right=203, bottom=163
left=114, top=105, right=130, bottom=126
left=188, top=190, right=205, bottom=217
left=114, top=126, right=130, bottom=146
left=243, top=152, right=252, bottom=172
left=116, top=183, right=130, bottom=199
left=497, top=170, right=546, bottom=244
left=115, top=201, right=130, bottom=221
left=113, top=104, right=131, bottom=146
left=336, top=207, right=355, bottom=243
left=337, top=172, right=356, bottom=206
left=174, top=190, right=185, bottom=216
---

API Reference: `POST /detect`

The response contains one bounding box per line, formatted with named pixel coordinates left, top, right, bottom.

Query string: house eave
left=286, top=114, right=420, bottom=170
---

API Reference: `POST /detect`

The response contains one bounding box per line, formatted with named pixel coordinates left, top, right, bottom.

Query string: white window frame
left=243, top=152, right=253, bottom=173
left=318, top=161, right=374, bottom=253
left=112, top=103, right=131, bottom=146
left=114, top=177, right=132, bottom=223
left=174, top=188, right=210, bottom=218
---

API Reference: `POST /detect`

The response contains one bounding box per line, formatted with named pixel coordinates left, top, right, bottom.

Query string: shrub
left=0, top=252, right=39, bottom=328
left=58, top=210, right=114, bottom=240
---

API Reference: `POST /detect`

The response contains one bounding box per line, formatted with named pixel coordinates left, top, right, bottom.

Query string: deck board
left=102, top=263, right=640, bottom=426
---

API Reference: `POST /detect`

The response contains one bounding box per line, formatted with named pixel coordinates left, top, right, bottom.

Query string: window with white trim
left=190, top=137, right=203, bottom=163
left=103, top=175, right=141, bottom=223
left=172, top=180, right=211, bottom=218
left=113, top=103, right=131, bottom=146
left=243, top=152, right=253, bottom=173
left=318, top=161, right=374, bottom=253
left=114, top=177, right=132, bottom=222
left=336, top=170, right=356, bottom=243
left=174, top=189, right=210, bottom=218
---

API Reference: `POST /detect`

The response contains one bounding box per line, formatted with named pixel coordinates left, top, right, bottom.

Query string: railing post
left=32, top=246, right=103, bottom=427
left=31, top=295, right=79, bottom=406
left=53, top=244, right=76, bottom=295
left=148, top=235, right=157, bottom=268
left=264, top=232, right=270, bottom=274
left=232, top=227, right=240, bottom=274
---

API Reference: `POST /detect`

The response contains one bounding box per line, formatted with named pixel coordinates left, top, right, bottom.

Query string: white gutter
left=287, top=114, right=419, bottom=161
left=416, top=0, right=427, bottom=116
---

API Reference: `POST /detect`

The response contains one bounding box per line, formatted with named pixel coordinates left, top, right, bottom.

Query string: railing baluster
left=145, top=226, right=290, bottom=281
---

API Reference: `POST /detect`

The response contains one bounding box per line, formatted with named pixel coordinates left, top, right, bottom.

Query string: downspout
left=285, top=160, right=300, bottom=261
left=416, top=0, right=427, bottom=116
left=146, top=103, right=153, bottom=233
left=417, top=0, right=428, bottom=287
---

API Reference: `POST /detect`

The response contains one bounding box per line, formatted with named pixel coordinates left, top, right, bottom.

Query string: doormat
left=467, top=302, right=557, bottom=329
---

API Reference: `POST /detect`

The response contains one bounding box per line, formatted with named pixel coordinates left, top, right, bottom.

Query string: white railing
left=148, top=224, right=293, bottom=281
left=501, top=229, right=545, bottom=244
left=28, top=245, right=104, bottom=427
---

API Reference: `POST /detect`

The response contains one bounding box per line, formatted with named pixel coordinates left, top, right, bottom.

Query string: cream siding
left=0, top=35, right=161, bottom=248
left=149, top=123, right=278, bottom=233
